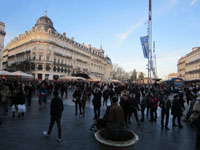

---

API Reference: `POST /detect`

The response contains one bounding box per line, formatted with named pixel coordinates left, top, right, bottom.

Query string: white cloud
left=116, top=19, right=146, bottom=46
left=190, top=0, right=198, bottom=6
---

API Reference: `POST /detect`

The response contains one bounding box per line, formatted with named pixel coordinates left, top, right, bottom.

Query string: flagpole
left=148, top=0, right=152, bottom=88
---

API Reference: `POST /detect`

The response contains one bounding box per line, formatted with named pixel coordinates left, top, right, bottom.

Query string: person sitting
left=90, top=97, right=124, bottom=133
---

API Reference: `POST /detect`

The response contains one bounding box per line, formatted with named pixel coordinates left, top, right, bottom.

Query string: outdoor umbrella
left=11, top=71, right=33, bottom=78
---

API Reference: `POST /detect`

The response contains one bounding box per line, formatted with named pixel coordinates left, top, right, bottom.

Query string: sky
left=0, top=0, right=200, bottom=79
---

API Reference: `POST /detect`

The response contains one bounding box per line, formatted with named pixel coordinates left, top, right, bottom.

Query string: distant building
left=0, top=22, right=6, bottom=70
left=177, top=56, right=186, bottom=79
left=168, top=73, right=178, bottom=79
left=177, top=47, right=200, bottom=80
left=2, top=14, right=112, bottom=80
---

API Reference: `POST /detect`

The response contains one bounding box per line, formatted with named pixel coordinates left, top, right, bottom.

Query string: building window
left=46, top=65, right=51, bottom=71
left=38, top=65, right=43, bottom=70
left=47, top=45, right=50, bottom=50
left=38, top=74, right=42, bottom=80
left=40, top=44, right=43, bottom=50
left=39, top=55, right=42, bottom=60
left=45, top=74, right=49, bottom=80
left=53, top=75, right=59, bottom=80
left=53, top=67, right=56, bottom=72
left=40, top=37, right=44, bottom=41
left=33, top=45, right=36, bottom=50
left=46, top=56, right=50, bottom=61
left=31, top=64, right=35, bottom=70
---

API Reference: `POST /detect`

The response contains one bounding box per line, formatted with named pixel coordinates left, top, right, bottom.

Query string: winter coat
left=108, top=104, right=124, bottom=123
left=120, top=95, right=129, bottom=111
left=171, top=99, right=183, bottom=116
left=73, top=89, right=81, bottom=102
left=152, top=97, right=159, bottom=109
left=50, top=97, right=64, bottom=117
left=159, top=98, right=171, bottom=111
left=16, top=91, right=26, bottom=105
left=0, top=86, right=10, bottom=103
left=92, top=88, right=102, bottom=107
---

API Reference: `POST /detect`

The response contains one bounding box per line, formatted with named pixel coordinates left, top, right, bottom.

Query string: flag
left=140, top=36, right=149, bottom=59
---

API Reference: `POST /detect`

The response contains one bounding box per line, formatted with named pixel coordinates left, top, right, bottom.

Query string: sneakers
left=43, top=131, right=49, bottom=137
left=56, top=138, right=62, bottom=142
left=165, top=127, right=170, bottom=130
left=90, top=126, right=98, bottom=132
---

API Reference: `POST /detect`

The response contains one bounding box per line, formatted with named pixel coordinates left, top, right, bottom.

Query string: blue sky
left=0, top=0, right=200, bottom=78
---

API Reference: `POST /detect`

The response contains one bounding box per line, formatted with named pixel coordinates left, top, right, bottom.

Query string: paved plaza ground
left=0, top=90, right=197, bottom=150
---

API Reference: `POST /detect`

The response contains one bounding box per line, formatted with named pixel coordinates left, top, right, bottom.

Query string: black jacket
left=50, top=97, right=64, bottom=117
left=92, top=88, right=102, bottom=107
left=159, top=99, right=171, bottom=110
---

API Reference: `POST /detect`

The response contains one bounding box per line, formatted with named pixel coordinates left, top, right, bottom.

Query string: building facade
left=0, top=22, right=6, bottom=70
left=177, top=47, right=200, bottom=80
left=3, top=15, right=112, bottom=80
left=177, top=56, right=186, bottom=79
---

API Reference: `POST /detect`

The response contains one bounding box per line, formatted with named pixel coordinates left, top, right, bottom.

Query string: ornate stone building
left=2, top=14, right=112, bottom=80
left=177, top=47, right=200, bottom=80
left=0, top=22, right=6, bottom=70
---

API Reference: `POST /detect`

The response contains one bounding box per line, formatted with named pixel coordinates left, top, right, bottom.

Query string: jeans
left=47, top=116, right=62, bottom=139
left=172, top=115, right=182, bottom=126
left=140, top=105, right=146, bottom=121
left=150, top=108, right=157, bottom=121
left=161, top=109, right=169, bottom=127
left=75, top=101, right=82, bottom=115
left=94, top=106, right=100, bottom=119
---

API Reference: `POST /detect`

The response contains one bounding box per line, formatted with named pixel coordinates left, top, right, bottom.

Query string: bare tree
left=138, top=72, right=145, bottom=83
left=132, top=69, right=137, bottom=82
left=112, top=64, right=129, bottom=81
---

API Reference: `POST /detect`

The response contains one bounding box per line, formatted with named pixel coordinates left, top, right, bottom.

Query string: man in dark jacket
left=171, top=95, right=184, bottom=128
left=43, top=91, right=64, bottom=142
left=92, top=86, right=102, bottom=120
left=159, top=93, right=171, bottom=130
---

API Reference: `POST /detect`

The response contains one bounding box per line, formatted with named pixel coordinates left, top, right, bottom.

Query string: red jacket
left=152, top=97, right=159, bottom=108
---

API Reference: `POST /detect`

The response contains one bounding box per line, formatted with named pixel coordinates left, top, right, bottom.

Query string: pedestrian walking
left=92, top=85, right=102, bottom=120
left=150, top=93, right=159, bottom=122
left=38, top=83, right=48, bottom=110
left=0, top=84, right=10, bottom=116
left=120, top=90, right=129, bottom=125
left=140, top=91, right=148, bottom=122
left=16, top=88, right=26, bottom=118
left=171, top=95, right=184, bottom=128
left=159, top=93, right=171, bottom=130
left=103, top=88, right=109, bottom=107
left=189, top=92, right=200, bottom=150
left=43, top=91, right=64, bottom=142
left=81, top=90, right=87, bottom=117
left=73, top=86, right=82, bottom=116
left=128, top=93, right=140, bottom=126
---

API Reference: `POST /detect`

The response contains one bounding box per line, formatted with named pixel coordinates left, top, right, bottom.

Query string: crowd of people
left=0, top=79, right=200, bottom=149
